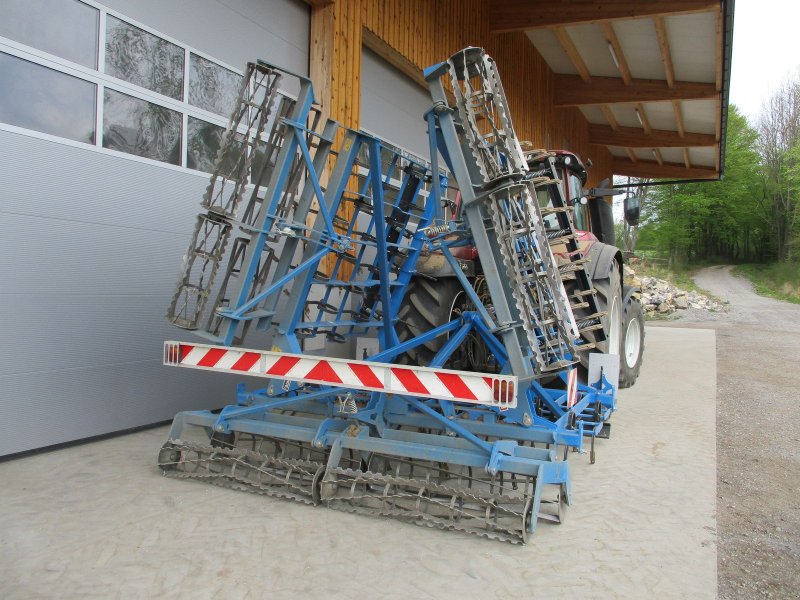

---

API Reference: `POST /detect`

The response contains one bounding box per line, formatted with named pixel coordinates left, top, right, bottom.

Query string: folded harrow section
left=525, top=151, right=606, bottom=349
left=158, top=50, right=619, bottom=544
left=423, top=47, right=587, bottom=379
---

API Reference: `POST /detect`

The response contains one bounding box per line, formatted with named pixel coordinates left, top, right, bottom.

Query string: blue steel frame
left=165, top=59, right=618, bottom=533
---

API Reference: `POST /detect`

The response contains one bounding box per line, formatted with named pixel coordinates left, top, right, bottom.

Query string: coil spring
left=336, top=395, right=358, bottom=414
left=423, top=224, right=450, bottom=237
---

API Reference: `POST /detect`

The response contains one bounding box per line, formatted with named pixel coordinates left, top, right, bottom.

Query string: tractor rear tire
left=619, top=295, right=645, bottom=388
left=396, top=277, right=465, bottom=366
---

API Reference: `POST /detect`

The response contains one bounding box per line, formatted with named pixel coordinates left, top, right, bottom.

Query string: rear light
left=492, top=379, right=514, bottom=409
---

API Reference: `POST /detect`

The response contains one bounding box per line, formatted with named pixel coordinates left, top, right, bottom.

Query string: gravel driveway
left=650, top=265, right=800, bottom=599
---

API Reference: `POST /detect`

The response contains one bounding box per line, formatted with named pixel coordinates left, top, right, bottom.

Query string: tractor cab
left=529, top=150, right=618, bottom=249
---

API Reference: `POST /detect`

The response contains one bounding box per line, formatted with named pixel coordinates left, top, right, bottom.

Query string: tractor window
left=573, top=201, right=589, bottom=231
left=568, top=174, right=583, bottom=203
left=536, top=187, right=559, bottom=229
left=568, top=173, right=589, bottom=231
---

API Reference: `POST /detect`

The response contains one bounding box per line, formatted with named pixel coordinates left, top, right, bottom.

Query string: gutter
left=718, top=0, right=735, bottom=181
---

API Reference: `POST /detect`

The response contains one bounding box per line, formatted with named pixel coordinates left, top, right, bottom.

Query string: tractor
left=400, top=149, right=645, bottom=388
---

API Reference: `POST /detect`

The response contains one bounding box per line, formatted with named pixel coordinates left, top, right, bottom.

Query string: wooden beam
left=362, top=27, right=425, bottom=89
left=554, top=75, right=718, bottom=106
left=613, top=158, right=717, bottom=179
left=636, top=103, right=652, bottom=134
left=601, top=22, right=631, bottom=85
left=715, top=9, right=723, bottom=91
left=489, top=0, right=719, bottom=33
left=653, top=148, right=664, bottom=165
left=309, top=2, right=335, bottom=122
left=683, top=148, right=692, bottom=168
left=672, top=100, right=686, bottom=137
left=552, top=26, right=591, bottom=82
left=600, top=105, right=619, bottom=130
left=589, top=124, right=717, bottom=147
left=625, top=148, right=638, bottom=163
left=654, top=16, right=675, bottom=88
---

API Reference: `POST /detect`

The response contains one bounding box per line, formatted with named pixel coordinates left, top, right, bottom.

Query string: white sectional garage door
left=360, top=47, right=433, bottom=158
left=0, top=0, right=309, bottom=455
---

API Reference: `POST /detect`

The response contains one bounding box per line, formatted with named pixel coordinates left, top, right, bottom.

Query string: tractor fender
left=583, top=241, right=622, bottom=283
left=622, top=283, right=641, bottom=306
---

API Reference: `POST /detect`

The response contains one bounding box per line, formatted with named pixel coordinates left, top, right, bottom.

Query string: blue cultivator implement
left=159, top=48, right=618, bottom=543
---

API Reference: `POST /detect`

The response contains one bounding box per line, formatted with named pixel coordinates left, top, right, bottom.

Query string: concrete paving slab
left=0, top=327, right=717, bottom=599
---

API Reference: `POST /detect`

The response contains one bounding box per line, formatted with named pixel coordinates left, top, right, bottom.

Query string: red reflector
left=492, top=380, right=514, bottom=404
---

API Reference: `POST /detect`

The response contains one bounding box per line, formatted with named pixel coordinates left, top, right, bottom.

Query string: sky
left=729, top=0, right=800, bottom=125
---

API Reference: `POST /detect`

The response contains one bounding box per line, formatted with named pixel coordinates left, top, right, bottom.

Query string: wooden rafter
left=683, top=148, right=692, bottom=168
left=600, top=105, right=619, bottom=130
left=653, top=148, right=664, bottom=165
left=489, top=0, right=719, bottom=33
left=554, top=75, right=717, bottom=106
left=589, top=124, right=716, bottom=147
left=654, top=16, right=675, bottom=88
left=625, top=148, right=638, bottom=163
left=600, top=22, right=631, bottom=85
left=672, top=100, right=686, bottom=137
left=636, top=103, right=652, bottom=135
left=613, top=158, right=717, bottom=179
left=552, top=27, right=591, bottom=83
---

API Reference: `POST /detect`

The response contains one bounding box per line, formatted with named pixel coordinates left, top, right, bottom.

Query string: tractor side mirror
left=624, top=194, right=640, bottom=226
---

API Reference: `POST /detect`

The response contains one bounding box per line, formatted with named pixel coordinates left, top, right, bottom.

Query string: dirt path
left=651, top=265, right=800, bottom=599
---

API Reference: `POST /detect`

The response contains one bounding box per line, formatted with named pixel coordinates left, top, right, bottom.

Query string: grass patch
left=733, top=263, right=800, bottom=304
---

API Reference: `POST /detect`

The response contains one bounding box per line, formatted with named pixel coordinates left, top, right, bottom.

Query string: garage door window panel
left=0, top=2, right=298, bottom=177
left=187, top=117, right=246, bottom=174
left=0, top=0, right=99, bottom=69
left=0, top=52, right=96, bottom=144
left=103, top=89, right=181, bottom=165
left=189, top=53, right=242, bottom=118
left=105, top=15, right=184, bottom=100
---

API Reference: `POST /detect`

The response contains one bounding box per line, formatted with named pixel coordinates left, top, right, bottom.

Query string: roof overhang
left=493, top=0, right=734, bottom=182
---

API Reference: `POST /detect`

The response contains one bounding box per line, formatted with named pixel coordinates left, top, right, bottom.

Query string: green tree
left=637, top=105, right=766, bottom=264
left=758, top=75, right=800, bottom=260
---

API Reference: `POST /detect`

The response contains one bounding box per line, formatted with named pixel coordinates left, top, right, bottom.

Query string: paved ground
left=0, top=327, right=717, bottom=599
left=650, top=266, right=800, bottom=599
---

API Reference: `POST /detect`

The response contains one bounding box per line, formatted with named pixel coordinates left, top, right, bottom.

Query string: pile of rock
left=637, top=275, right=727, bottom=315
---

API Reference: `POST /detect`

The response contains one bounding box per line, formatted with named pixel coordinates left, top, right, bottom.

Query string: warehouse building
left=0, top=0, right=732, bottom=456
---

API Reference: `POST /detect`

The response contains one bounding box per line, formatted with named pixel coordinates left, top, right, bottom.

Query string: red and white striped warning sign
left=566, top=367, right=578, bottom=409
left=164, top=341, right=517, bottom=409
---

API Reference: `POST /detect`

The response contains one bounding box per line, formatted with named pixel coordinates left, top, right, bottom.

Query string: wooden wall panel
left=313, top=0, right=613, bottom=186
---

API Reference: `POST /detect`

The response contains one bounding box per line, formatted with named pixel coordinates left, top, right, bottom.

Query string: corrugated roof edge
left=614, top=0, right=735, bottom=189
